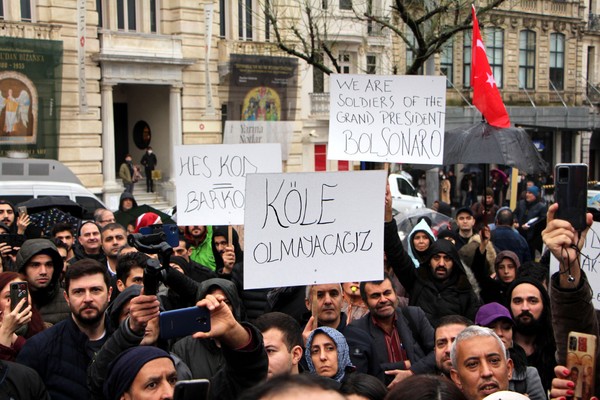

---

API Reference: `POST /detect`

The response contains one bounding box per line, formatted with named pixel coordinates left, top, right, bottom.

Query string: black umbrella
left=444, top=122, right=548, bottom=174
left=29, top=208, right=81, bottom=237
left=114, top=204, right=176, bottom=228
left=18, top=197, right=85, bottom=219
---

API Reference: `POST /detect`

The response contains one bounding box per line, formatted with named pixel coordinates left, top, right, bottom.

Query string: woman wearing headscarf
left=305, top=326, right=355, bottom=385
left=405, top=218, right=436, bottom=268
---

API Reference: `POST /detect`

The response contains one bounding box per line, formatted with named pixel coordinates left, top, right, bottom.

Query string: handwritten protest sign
left=175, top=144, right=282, bottom=226
left=243, top=170, right=386, bottom=289
left=550, top=221, right=600, bottom=309
left=223, top=121, right=294, bottom=161
left=328, top=74, right=446, bottom=165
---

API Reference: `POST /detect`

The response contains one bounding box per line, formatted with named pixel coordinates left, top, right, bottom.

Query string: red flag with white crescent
left=471, top=5, right=510, bottom=128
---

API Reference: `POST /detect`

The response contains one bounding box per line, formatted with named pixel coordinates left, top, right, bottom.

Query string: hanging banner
left=0, top=37, right=63, bottom=159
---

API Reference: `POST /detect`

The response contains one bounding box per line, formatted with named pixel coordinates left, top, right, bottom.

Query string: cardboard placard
left=328, top=74, right=446, bottom=165
left=175, top=143, right=282, bottom=225
left=243, top=170, right=386, bottom=289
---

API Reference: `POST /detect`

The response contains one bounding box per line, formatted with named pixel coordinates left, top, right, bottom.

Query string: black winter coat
left=385, top=220, right=480, bottom=326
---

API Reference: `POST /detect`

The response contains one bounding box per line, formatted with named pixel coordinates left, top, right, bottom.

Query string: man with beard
left=51, top=222, right=76, bottom=261
left=384, top=187, right=480, bottom=326
left=184, top=225, right=216, bottom=271
left=0, top=200, right=31, bottom=236
left=15, top=238, right=70, bottom=325
left=434, top=315, right=472, bottom=378
left=450, top=325, right=514, bottom=400
left=344, top=275, right=435, bottom=389
left=507, top=277, right=556, bottom=392
left=17, top=259, right=113, bottom=399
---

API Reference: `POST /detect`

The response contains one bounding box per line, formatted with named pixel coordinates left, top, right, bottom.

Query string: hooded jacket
left=406, top=219, right=436, bottom=268
left=385, top=220, right=480, bottom=326
left=171, top=278, right=246, bottom=379
left=15, top=239, right=70, bottom=325
left=117, top=192, right=138, bottom=213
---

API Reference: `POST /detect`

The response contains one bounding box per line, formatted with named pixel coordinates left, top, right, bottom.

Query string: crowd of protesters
left=0, top=175, right=597, bottom=400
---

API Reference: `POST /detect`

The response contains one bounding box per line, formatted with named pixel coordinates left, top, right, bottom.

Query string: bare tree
left=262, top=0, right=508, bottom=75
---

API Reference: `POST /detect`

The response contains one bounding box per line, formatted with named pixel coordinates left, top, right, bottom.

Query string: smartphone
left=17, top=206, right=27, bottom=216
left=10, top=281, right=28, bottom=312
left=555, top=163, right=588, bottom=231
left=566, top=331, right=597, bottom=400
left=0, top=234, right=25, bottom=249
left=139, top=224, right=179, bottom=247
left=159, top=306, right=211, bottom=340
left=173, top=379, right=210, bottom=400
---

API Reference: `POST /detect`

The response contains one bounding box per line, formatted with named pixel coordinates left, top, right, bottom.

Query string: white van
left=388, top=173, right=425, bottom=214
left=0, top=157, right=105, bottom=219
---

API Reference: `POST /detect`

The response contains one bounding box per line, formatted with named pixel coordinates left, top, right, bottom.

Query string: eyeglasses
left=100, top=218, right=116, bottom=224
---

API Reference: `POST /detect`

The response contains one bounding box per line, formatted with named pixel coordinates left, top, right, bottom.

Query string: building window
left=338, top=53, right=351, bottom=74
left=441, top=40, right=453, bottom=87
left=340, top=0, right=352, bottom=10
left=519, top=30, right=536, bottom=89
left=315, top=144, right=327, bottom=171
left=485, top=27, right=503, bottom=88
left=265, top=0, right=270, bottom=41
left=20, top=0, right=31, bottom=21
left=405, top=30, right=423, bottom=74
left=366, top=55, right=377, bottom=74
left=96, top=0, right=103, bottom=27
left=116, top=0, right=137, bottom=31
left=150, top=0, right=157, bottom=33
left=220, top=0, right=226, bottom=37
left=238, top=0, right=253, bottom=40
left=0, top=0, right=4, bottom=19
left=463, top=31, right=471, bottom=88
left=322, top=0, right=328, bottom=9
left=550, top=32, right=565, bottom=90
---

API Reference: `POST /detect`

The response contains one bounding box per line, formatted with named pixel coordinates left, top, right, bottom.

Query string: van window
left=396, top=177, right=416, bottom=196
left=0, top=195, right=32, bottom=204
left=76, top=196, right=104, bottom=219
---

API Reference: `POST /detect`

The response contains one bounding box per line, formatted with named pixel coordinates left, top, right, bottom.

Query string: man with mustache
left=344, top=275, right=435, bottom=389
left=384, top=186, right=480, bottom=326
left=434, top=315, right=472, bottom=378
left=15, top=239, right=70, bottom=325
left=507, top=277, right=556, bottom=393
left=17, top=259, right=114, bottom=399
left=450, top=325, right=514, bottom=400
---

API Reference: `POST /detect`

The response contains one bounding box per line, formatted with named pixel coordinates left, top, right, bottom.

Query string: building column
left=164, top=84, right=182, bottom=205
left=101, top=81, right=122, bottom=209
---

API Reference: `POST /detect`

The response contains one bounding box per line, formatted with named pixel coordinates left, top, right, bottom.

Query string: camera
left=127, top=229, right=174, bottom=296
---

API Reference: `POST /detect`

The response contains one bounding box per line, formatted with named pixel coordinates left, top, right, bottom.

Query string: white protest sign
left=328, top=74, right=446, bottom=164
left=550, top=221, right=600, bottom=309
left=243, top=170, right=386, bottom=289
left=223, top=121, right=294, bottom=161
left=175, top=144, right=282, bottom=226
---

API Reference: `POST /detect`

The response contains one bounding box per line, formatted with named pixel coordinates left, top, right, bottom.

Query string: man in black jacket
left=140, top=146, right=157, bottom=192
left=17, top=259, right=113, bottom=400
left=344, top=275, right=435, bottom=390
left=384, top=187, right=480, bottom=326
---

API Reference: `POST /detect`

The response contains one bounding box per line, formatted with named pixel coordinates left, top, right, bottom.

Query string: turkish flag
left=471, top=6, right=510, bottom=128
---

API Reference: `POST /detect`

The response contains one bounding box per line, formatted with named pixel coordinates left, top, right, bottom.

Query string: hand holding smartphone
left=159, top=306, right=211, bottom=340
left=554, top=163, right=588, bottom=231
left=10, top=281, right=28, bottom=313
left=566, top=331, right=597, bottom=400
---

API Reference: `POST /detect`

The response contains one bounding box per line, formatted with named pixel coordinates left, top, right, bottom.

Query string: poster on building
left=0, top=37, right=62, bottom=159
left=243, top=170, right=386, bottom=289
left=227, top=55, right=298, bottom=153
left=174, top=143, right=282, bottom=226
left=328, top=74, right=446, bottom=165
left=223, top=120, right=294, bottom=160
left=550, top=222, right=600, bottom=310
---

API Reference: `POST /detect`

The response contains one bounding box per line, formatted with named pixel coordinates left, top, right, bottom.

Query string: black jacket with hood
left=385, top=220, right=480, bottom=326
left=16, top=239, right=70, bottom=325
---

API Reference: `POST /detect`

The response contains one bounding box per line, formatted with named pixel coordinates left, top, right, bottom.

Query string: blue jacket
left=17, top=316, right=111, bottom=400
left=491, top=225, right=531, bottom=264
